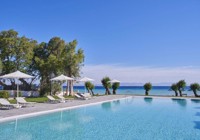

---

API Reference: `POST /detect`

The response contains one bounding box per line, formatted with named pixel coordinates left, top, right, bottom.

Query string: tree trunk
left=105, top=88, right=108, bottom=95
left=145, top=91, right=148, bottom=96
left=20, top=79, right=32, bottom=90
left=90, top=90, right=94, bottom=96
left=179, top=90, right=182, bottom=96
left=105, top=88, right=111, bottom=95
left=66, top=81, right=69, bottom=96
left=193, top=90, right=200, bottom=97
left=113, top=90, right=116, bottom=94
left=175, top=91, right=178, bottom=96
left=108, top=88, right=111, bottom=95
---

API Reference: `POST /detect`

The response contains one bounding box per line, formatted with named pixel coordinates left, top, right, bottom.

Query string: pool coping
left=0, top=96, right=132, bottom=123
left=130, top=95, right=200, bottom=100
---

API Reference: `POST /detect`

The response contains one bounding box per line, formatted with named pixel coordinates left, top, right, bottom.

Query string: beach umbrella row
left=0, top=70, right=120, bottom=97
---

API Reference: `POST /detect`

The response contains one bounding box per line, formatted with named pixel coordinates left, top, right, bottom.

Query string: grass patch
left=8, top=99, right=17, bottom=104
left=53, top=95, right=59, bottom=99
left=63, top=95, right=75, bottom=99
left=25, top=97, right=48, bottom=103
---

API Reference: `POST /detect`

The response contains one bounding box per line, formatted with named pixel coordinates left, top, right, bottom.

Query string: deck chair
left=57, top=95, right=68, bottom=102
left=75, top=93, right=88, bottom=100
left=82, top=93, right=92, bottom=99
left=16, top=97, right=36, bottom=107
left=0, top=98, right=21, bottom=109
left=47, top=95, right=64, bottom=103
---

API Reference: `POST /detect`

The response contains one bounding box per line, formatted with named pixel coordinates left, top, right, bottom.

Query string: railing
left=0, top=90, right=39, bottom=97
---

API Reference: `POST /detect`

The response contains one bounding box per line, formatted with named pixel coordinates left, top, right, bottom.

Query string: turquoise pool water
left=0, top=97, right=200, bottom=140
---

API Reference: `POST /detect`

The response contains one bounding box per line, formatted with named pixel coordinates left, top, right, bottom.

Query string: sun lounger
left=16, top=97, right=36, bottom=107
left=57, top=95, right=68, bottom=102
left=0, top=98, right=21, bottom=109
left=82, top=93, right=92, bottom=99
left=47, top=95, right=64, bottom=103
left=182, top=93, right=187, bottom=97
left=75, top=93, right=88, bottom=100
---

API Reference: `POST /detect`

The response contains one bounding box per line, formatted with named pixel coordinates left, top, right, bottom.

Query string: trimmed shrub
left=0, top=91, right=9, bottom=98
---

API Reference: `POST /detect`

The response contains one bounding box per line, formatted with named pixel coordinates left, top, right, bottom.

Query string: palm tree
left=190, top=83, right=200, bottom=97
left=176, top=80, right=186, bottom=97
left=170, top=83, right=178, bottom=96
left=144, top=82, right=152, bottom=96
left=89, top=83, right=95, bottom=96
left=101, top=77, right=111, bottom=95
left=85, top=81, right=91, bottom=93
left=85, top=81, right=95, bottom=96
left=112, top=82, right=120, bottom=94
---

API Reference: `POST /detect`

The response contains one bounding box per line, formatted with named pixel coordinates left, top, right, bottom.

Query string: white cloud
left=81, top=64, right=200, bottom=85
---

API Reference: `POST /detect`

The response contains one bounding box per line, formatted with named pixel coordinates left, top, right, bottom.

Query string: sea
left=63, top=86, right=194, bottom=96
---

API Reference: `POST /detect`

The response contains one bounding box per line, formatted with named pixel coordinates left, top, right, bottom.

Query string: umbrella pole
left=62, top=81, right=64, bottom=95
left=71, top=80, right=73, bottom=96
left=50, top=81, right=52, bottom=95
left=67, top=81, right=69, bottom=96
left=17, top=78, right=19, bottom=104
left=84, top=82, right=86, bottom=93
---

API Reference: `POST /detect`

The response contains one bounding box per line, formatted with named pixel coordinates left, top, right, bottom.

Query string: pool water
left=0, top=97, right=200, bottom=140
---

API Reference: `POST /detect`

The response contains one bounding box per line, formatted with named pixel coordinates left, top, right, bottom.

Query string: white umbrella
left=0, top=71, right=34, bottom=102
left=50, top=74, right=73, bottom=95
left=79, top=77, right=94, bottom=82
left=78, top=77, right=94, bottom=93
left=50, top=74, right=73, bottom=81
left=108, top=79, right=120, bottom=83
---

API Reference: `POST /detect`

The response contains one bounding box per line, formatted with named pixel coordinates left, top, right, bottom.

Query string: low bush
left=0, top=91, right=9, bottom=98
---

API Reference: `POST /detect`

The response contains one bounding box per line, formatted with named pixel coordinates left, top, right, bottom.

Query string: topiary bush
left=144, top=82, right=152, bottom=96
left=0, top=91, right=9, bottom=98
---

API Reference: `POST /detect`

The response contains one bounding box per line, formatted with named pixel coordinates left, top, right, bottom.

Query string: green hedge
left=0, top=91, right=9, bottom=98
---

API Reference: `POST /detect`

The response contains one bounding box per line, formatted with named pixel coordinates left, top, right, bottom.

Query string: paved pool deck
left=0, top=95, right=130, bottom=122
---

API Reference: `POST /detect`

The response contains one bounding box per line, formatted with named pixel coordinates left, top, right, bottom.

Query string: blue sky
left=1, top=0, right=200, bottom=84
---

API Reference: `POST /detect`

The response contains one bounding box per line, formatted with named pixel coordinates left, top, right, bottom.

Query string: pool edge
left=0, top=96, right=132, bottom=123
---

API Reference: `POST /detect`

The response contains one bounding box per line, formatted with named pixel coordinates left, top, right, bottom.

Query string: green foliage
left=85, top=81, right=91, bottom=93
left=112, top=82, right=120, bottom=94
left=170, top=83, right=178, bottom=96
left=33, top=37, right=84, bottom=95
left=177, top=80, right=186, bottom=96
left=0, top=91, right=9, bottom=98
left=0, top=29, right=37, bottom=90
left=190, top=83, right=200, bottom=97
left=85, top=81, right=95, bottom=95
left=101, top=77, right=111, bottom=95
left=0, top=30, right=84, bottom=96
left=0, top=59, right=2, bottom=73
left=144, top=82, right=152, bottom=96
left=39, top=84, right=50, bottom=96
left=51, top=83, right=62, bottom=95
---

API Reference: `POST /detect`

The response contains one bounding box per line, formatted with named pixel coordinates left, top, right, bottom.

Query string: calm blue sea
left=64, top=86, right=194, bottom=96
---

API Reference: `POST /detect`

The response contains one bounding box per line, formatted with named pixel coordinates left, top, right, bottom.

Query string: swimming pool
left=0, top=97, right=200, bottom=140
